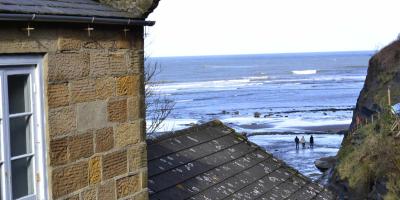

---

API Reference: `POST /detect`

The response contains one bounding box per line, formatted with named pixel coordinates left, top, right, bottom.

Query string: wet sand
left=249, top=133, right=343, bottom=181
left=292, top=124, right=349, bottom=133
left=247, top=124, right=347, bottom=182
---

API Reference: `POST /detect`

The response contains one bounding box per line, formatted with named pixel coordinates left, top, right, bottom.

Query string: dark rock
left=315, top=156, right=336, bottom=172
left=350, top=40, right=400, bottom=131
left=331, top=40, right=400, bottom=199
left=221, top=110, right=229, bottom=114
left=233, top=111, right=240, bottom=115
left=254, top=112, right=261, bottom=118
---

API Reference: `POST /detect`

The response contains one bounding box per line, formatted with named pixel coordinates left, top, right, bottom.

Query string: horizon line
left=148, top=49, right=375, bottom=58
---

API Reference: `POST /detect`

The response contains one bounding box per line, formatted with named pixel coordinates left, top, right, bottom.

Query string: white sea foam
left=269, top=75, right=365, bottom=84
left=147, top=118, right=198, bottom=133
left=292, top=70, right=317, bottom=75
left=246, top=75, right=269, bottom=81
left=274, top=118, right=351, bottom=128
left=154, top=79, right=263, bottom=93
left=175, top=99, right=194, bottom=103
left=153, top=74, right=365, bottom=94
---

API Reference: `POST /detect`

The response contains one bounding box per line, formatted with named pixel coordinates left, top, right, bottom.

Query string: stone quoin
left=0, top=0, right=159, bottom=199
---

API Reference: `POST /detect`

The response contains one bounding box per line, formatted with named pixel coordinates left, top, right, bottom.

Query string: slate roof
left=147, top=121, right=336, bottom=200
left=0, top=0, right=138, bottom=18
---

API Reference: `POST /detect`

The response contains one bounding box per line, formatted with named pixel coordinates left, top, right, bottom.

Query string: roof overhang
left=0, top=13, right=155, bottom=26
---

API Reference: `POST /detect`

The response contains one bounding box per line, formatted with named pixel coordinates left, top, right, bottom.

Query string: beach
left=147, top=51, right=370, bottom=180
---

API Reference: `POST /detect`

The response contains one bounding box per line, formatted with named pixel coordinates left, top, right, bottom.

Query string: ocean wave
left=246, top=75, right=269, bottom=81
left=175, top=99, right=194, bottom=103
left=292, top=70, right=317, bottom=75
left=269, top=75, right=365, bottom=84
left=154, top=75, right=365, bottom=93
left=154, top=78, right=263, bottom=92
left=205, top=65, right=257, bottom=69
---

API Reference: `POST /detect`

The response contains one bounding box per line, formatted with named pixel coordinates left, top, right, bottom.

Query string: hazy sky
left=146, top=0, right=400, bottom=57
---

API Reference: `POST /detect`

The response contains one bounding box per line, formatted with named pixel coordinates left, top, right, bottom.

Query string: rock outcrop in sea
left=331, top=39, right=400, bottom=199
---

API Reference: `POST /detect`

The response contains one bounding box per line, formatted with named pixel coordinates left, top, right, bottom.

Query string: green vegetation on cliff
left=336, top=106, right=400, bottom=199
left=332, top=39, right=400, bottom=199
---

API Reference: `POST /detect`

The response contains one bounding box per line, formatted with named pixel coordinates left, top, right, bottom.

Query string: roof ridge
left=147, top=120, right=234, bottom=145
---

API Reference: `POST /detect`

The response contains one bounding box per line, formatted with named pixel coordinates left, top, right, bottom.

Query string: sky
left=146, top=0, right=400, bottom=57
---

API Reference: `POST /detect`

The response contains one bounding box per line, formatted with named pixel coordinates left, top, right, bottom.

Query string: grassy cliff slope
left=332, top=40, right=400, bottom=199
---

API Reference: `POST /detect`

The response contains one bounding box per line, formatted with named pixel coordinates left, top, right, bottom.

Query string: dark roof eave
left=0, top=13, right=155, bottom=26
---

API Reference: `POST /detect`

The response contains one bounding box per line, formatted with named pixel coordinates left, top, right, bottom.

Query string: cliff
left=331, top=40, right=400, bottom=199
left=350, top=40, right=400, bottom=130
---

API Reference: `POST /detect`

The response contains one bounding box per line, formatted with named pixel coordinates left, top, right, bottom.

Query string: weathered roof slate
left=147, top=121, right=336, bottom=200
left=0, top=0, right=139, bottom=18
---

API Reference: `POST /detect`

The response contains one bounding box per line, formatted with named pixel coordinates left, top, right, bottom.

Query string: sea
left=147, top=51, right=373, bottom=180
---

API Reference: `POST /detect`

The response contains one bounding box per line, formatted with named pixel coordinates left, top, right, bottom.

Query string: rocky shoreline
left=245, top=124, right=349, bottom=137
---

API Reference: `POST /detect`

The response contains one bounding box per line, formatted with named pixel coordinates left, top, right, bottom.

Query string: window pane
left=8, top=75, right=31, bottom=114
left=12, top=157, right=34, bottom=199
left=10, top=116, right=32, bottom=157
left=0, top=120, right=2, bottom=161
left=0, top=165, right=2, bottom=200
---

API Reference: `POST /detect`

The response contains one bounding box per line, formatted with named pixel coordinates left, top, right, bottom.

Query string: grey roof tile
left=147, top=121, right=336, bottom=200
left=0, top=0, right=139, bottom=18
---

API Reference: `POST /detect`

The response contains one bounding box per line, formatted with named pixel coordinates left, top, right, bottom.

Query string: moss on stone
left=98, top=0, right=159, bottom=18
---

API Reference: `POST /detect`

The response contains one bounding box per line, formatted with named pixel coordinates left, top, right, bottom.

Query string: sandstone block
left=110, top=51, right=128, bottom=75
left=81, top=187, right=97, bottom=200
left=49, top=106, right=76, bottom=138
left=129, top=50, right=144, bottom=74
left=57, top=29, right=87, bottom=51
left=108, top=99, right=127, bottom=122
left=58, top=37, right=83, bottom=51
left=116, top=174, right=140, bottom=199
left=140, top=170, right=148, bottom=189
left=127, top=96, right=141, bottom=121
left=95, top=127, right=114, bottom=153
left=95, top=77, right=115, bottom=100
left=115, top=122, right=140, bottom=148
left=47, top=83, right=69, bottom=108
left=52, top=161, right=88, bottom=198
left=102, top=150, right=127, bottom=180
left=49, top=137, right=69, bottom=166
left=77, top=101, right=107, bottom=131
left=128, top=143, right=147, bottom=172
left=64, top=195, right=80, bottom=200
left=48, top=52, right=89, bottom=83
left=70, top=79, right=96, bottom=103
left=88, top=156, right=102, bottom=185
left=83, top=30, right=123, bottom=49
left=116, top=75, right=140, bottom=96
left=90, top=51, right=110, bottom=77
left=69, top=132, right=94, bottom=161
left=116, top=37, right=131, bottom=49
left=98, top=180, right=116, bottom=200
left=131, top=190, right=148, bottom=200
left=0, top=28, right=58, bottom=53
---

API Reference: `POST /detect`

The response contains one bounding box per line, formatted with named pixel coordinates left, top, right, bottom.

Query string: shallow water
left=148, top=52, right=369, bottom=181
left=148, top=51, right=370, bottom=133
left=248, top=134, right=344, bottom=180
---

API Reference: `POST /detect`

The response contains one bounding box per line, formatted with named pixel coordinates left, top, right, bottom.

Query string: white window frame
left=0, top=55, right=48, bottom=200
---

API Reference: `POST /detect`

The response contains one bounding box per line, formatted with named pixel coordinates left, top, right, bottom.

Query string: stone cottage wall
left=0, top=24, right=148, bottom=200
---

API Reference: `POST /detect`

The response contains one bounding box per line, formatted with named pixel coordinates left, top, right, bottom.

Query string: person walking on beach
left=300, top=136, right=306, bottom=148
left=310, top=135, right=314, bottom=148
left=295, top=136, right=299, bottom=149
